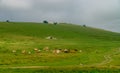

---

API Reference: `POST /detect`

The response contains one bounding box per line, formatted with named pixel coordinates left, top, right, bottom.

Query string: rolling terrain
left=0, top=22, right=120, bottom=72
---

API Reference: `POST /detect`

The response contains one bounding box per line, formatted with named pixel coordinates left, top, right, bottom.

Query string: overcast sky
left=0, top=0, right=120, bottom=32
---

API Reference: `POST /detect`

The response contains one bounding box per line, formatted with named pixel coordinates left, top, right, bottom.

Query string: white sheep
left=43, top=47, right=49, bottom=51
left=53, top=49, right=61, bottom=54
left=28, top=51, right=31, bottom=54
left=37, top=50, right=41, bottom=53
left=22, top=50, right=26, bottom=54
left=79, top=50, right=82, bottom=53
left=34, top=48, right=38, bottom=51
left=56, top=49, right=61, bottom=54
left=12, top=50, right=16, bottom=53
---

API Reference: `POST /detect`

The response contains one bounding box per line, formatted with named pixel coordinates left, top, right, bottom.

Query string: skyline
left=0, top=0, right=120, bottom=32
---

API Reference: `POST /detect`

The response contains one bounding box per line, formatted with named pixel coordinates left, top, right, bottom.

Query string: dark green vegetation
left=0, top=67, right=120, bottom=73
left=0, top=22, right=120, bottom=72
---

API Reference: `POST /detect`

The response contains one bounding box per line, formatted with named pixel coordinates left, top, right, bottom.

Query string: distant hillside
left=0, top=22, right=120, bottom=41
left=0, top=22, right=120, bottom=67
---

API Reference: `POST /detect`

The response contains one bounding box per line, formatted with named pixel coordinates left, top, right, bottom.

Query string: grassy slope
left=0, top=67, right=120, bottom=73
left=0, top=22, right=120, bottom=67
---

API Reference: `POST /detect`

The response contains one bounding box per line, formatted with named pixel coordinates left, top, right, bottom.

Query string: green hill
left=0, top=22, right=120, bottom=68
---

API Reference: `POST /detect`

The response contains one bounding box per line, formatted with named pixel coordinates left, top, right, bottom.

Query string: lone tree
left=83, top=24, right=86, bottom=27
left=54, top=22, right=57, bottom=25
left=6, top=20, right=10, bottom=22
left=43, top=20, right=48, bottom=24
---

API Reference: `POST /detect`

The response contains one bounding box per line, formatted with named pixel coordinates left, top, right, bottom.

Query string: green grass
left=0, top=67, right=120, bottom=73
left=0, top=22, right=120, bottom=72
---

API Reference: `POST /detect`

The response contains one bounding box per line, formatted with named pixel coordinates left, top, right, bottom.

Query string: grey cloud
left=0, top=0, right=120, bottom=32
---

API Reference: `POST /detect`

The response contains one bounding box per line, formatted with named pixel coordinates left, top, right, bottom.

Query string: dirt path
left=0, top=66, right=50, bottom=69
left=94, top=48, right=120, bottom=66
left=98, top=55, right=112, bottom=66
left=1, top=65, right=120, bottom=69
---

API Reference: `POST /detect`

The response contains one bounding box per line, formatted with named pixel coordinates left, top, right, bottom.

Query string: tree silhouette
left=6, top=20, right=10, bottom=22
left=43, top=20, right=48, bottom=24
left=54, top=22, right=57, bottom=25
left=83, top=24, right=86, bottom=27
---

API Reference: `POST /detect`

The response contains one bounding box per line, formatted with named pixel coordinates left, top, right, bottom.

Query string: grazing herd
left=12, top=47, right=82, bottom=55
left=45, top=36, right=57, bottom=40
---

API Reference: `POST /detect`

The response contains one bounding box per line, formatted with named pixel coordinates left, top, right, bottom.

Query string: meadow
left=0, top=22, right=119, bottom=72
left=0, top=67, right=120, bottom=73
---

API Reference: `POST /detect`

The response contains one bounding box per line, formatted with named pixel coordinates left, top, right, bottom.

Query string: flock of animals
left=12, top=36, right=82, bottom=55
left=12, top=46, right=82, bottom=55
